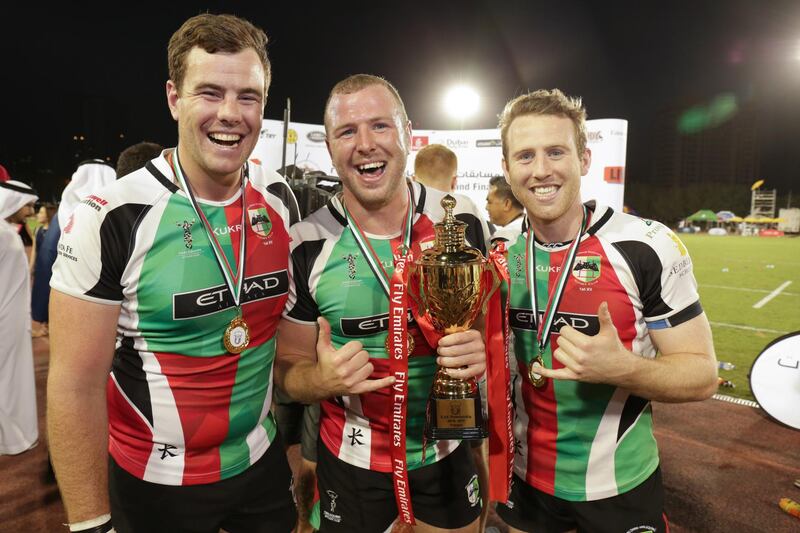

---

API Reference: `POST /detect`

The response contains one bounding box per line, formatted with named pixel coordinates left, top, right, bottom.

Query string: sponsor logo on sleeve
left=81, top=195, right=108, bottom=211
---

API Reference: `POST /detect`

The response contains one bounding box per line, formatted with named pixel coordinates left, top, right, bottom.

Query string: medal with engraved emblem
left=224, top=315, right=251, bottom=354
left=526, top=206, right=588, bottom=388
left=172, top=148, right=250, bottom=355
left=528, top=355, right=546, bottom=388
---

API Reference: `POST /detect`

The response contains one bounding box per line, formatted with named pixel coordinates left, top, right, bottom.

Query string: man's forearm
left=622, top=351, right=718, bottom=403
left=47, top=377, right=110, bottom=523
left=275, top=357, right=327, bottom=403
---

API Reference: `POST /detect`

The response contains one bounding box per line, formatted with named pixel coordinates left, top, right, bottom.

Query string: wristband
left=68, top=514, right=114, bottom=533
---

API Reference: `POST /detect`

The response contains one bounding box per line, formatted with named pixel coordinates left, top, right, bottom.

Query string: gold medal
left=528, top=355, right=546, bottom=388
left=224, top=316, right=250, bottom=354
left=385, top=332, right=415, bottom=355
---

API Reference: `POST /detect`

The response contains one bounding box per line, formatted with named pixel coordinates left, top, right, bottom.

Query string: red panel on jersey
left=108, top=377, right=153, bottom=479
left=154, top=351, right=239, bottom=483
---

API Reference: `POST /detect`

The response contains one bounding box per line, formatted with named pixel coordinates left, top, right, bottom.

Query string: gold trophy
left=414, top=195, right=496, bottom=440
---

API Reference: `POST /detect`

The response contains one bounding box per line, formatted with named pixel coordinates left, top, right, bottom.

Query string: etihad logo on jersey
left=572, top=253, right=601, bottom=285
left=509, top=308, right=600, bottom=335
left=248, top=204, right=272, bottom=238
left=340, top=311, right=417, bottom=337
left=176, top=219, right=196, bottom=249
left=172, top=270, right=289, bottom=319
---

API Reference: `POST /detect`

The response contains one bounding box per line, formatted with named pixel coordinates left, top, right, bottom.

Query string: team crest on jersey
left=176, top=219, right=196, bottom=249
left=572, top=252, right=601, bottom=285
left=465, top=474, right=481, bottom=507
left=247, top=204, right=272, bottom=238
left=342, top=253, right=359, bottom=280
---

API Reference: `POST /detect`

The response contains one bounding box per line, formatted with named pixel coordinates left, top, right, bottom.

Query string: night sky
left=2, top=0, right=798, bottom=202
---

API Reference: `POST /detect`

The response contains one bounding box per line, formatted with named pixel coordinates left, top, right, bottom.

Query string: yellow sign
left=287, top=129, right=297, bottom=144
left=750, top=179, right=764, bottom=191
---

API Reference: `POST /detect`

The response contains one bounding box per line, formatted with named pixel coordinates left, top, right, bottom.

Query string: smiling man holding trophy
left=274, top=74, right=515, bottom=533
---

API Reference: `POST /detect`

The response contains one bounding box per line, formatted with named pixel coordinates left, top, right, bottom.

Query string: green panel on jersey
left=219, top=337, right=278, bottom=474
left=136, top=195, right=238, bottom=356
left=613, top=404, right=659, bottom=492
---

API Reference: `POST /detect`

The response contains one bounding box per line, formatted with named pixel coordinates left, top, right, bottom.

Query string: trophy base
left=424, top=395, right=488, bottom=441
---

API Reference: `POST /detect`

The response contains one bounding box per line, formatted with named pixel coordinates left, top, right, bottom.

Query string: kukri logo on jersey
left=172, top=270, right=289, bottom=319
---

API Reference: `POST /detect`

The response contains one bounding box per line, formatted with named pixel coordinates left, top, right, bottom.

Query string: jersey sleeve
left=612, top=222, right=702, bottom=329
left=50, top=199, right=130, bottom=305
left=283, top=227, right=323, bottom=324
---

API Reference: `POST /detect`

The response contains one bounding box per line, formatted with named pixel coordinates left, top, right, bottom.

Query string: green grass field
left=679, top=234, right=800, bottom=400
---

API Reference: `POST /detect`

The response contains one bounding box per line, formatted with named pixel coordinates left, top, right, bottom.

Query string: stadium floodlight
left=443, top=85, right=480, bottom=125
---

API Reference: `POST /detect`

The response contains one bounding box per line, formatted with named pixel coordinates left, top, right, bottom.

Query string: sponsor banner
left=253, top=118, right=627, bottom=216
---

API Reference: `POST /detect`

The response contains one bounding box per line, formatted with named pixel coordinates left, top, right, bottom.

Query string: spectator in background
left=30, top=202, right=58, bottom=337
left=0, top=180, right=39, bottom=455
left=116, top=141, right=164, bottom=179
left=485, top=175, right=524, bottom=242
left=0, top=163, right=10, bottom=182
left=412, top=143, right=458, bottom=192
left=31, top=160, right=117, bottom=343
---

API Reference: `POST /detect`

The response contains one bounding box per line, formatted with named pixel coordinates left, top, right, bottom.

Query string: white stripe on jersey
left=245, top=373, right=274, bottom=463
left=511, top=368, right=530, bottom=480
left=140, top=350, right=186, bottom=485
left=338, top=394, right=372, bottom=467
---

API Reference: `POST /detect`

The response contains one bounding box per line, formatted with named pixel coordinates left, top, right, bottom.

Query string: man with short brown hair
left=49, top=14, right=298, bottom=533
left=413, top=143, right=458, bottom=193
left=494, top=88, right=717, bottom=533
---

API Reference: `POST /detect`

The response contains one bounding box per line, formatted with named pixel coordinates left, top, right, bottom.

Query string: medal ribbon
left=342, top=186, right=416, bottom=524
left=172, top=149, right=247, bottom=309
left=526, top=205, right=588, bottom=364
left=485, top=242, right=514, bottom=502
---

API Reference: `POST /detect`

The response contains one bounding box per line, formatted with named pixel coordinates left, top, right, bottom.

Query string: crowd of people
left=0, top=12, right=719, bottom=533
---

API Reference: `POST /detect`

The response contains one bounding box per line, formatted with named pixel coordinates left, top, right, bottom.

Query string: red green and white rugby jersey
left=51, top=151, right=298, bottom=486
left=503, top=203, right=702, bottom=501
left=283, top=181, right=490, bottom=472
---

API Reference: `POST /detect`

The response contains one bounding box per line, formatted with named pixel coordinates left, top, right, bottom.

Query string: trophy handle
left=481, top=260, right=501, bottom=315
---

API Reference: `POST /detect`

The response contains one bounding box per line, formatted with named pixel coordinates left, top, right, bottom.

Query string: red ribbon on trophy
left=485, top=242, right=513, bottom=503
left=389, top=245, right=415, bottom=525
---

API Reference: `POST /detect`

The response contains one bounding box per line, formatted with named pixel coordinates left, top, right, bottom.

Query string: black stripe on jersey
left=586, top=203, right=613, bottom=236
left=145, top=161, right=180, bottom=193
left=664, top=300, right=703, bottom=327
left=456, top=212, right=488, bottom=256
left=287, top=239, right=326, bottom=322
left=267, top=181, right=300, bottom=226
left=611, top=240, right=672, bottom=318
left=113, top=336, right=154, bottom=428
left=325, top=197, right=348, bottom=227
left=87, top=204, right=152, bottom=301
left=617, top=394, right=649, bottom=442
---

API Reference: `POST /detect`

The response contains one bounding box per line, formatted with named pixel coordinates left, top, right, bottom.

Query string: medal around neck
left=529, top=355, right=546, bottom=388
left=414, top=195, right=499, bottom=441
left=224, top=315, right=250, bottom=354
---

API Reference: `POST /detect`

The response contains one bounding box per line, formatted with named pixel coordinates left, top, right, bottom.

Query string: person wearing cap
left=0, top=179, right=39, bottom=455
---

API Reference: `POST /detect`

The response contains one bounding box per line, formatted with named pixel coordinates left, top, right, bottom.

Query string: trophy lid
left=435, top=195, right=468, bottom=252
